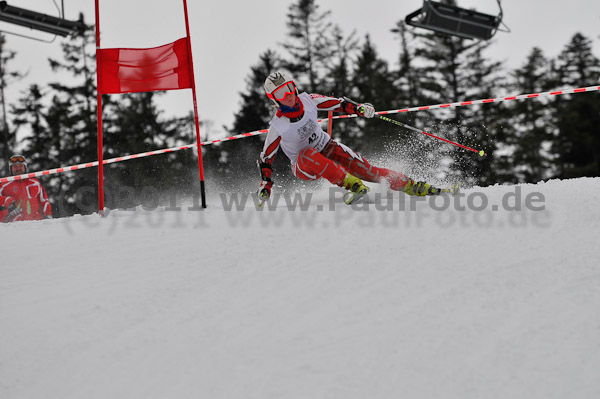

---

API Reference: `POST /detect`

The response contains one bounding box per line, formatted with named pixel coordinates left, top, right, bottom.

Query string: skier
left=257, top=71, right=448, bottom=204
left=0, top=155, right=52, bottom=222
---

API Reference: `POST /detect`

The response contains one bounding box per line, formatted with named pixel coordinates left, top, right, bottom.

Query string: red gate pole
left=94, top=0, right=105, bottom=213
left=182, top=0, right=206, bottom=208
left=327, top=110, right=333, bottom=136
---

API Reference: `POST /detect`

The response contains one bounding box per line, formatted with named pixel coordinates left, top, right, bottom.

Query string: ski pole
left=374, top=114, right=486, bottom=157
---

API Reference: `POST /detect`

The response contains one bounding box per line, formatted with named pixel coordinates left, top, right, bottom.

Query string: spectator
left=0, top=155, right=52, bottom=222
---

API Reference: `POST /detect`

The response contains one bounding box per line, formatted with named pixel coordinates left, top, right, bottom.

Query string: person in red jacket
left=0, top=155, right=52, bottom=222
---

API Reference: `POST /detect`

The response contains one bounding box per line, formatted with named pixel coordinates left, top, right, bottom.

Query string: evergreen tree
left=40, top=27, right=99, bottom=216
left=12, top=85, right=53, bottom=170
left=393, top=29, right=464, bottom=180
left=388, top=20, right=439, bottom=179
left=400, top=1, right=505, bottom=185
left=47, top=28, right=98, bottom=160
left=217, top=50, right=289, bottom=191
left=505, top=47, right=555, bottom=183
left=281, top=0, right=334, bottom=92
left=351, top=34, right=400, bottom=154
left=550, top=33, right=600, bottom=178
left=9, top=27, right=99, bottom=217
left=323, top=25, right=358, bottom=97
left=11, top=24, right=202, bottom=215
left=0, top=33, right=25, bottom=172
left=391, top=20, right=421, bottom=105
left=321, top=26, right=359, bottom=150
left=102, top=92, right=197, bottom=209
left=231, top=50, right=280, bottom=134
left=12, top=85, right=78, bottom=216
left=456, top=43, right=507, bottom=186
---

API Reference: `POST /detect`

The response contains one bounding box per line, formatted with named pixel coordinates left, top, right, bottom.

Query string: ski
left=257, top=192, right=268, bottom=208
left=343, top=189, right=369, bottom=205
left=442, top=182, right=461, bottom=195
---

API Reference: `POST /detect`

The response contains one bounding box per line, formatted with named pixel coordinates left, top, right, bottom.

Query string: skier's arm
left=0, top=196, right=21, bottom=223
left=0, top=195, right=9, bottom=222
left=40, top=185, right=52, bottom=218
left=308, top=94, right=375, bottom=117
left=258, top=126, right=282, bottom=200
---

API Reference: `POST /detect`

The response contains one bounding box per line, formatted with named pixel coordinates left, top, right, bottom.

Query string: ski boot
left=341, top=173, right=370, bottom=205
left=404, top=179, right=447, bottom=196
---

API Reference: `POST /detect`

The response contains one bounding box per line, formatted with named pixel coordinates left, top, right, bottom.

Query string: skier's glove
left=357, top=103, right=375, bottom=118
left=5, top=202, right=21, bottom=222
left=257, top=160, right=273, bottom=202
left=258, top=180, right=272, bottom=201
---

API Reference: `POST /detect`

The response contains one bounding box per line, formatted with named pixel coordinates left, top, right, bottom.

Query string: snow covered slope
left=1, top=178, right=599, bottom=399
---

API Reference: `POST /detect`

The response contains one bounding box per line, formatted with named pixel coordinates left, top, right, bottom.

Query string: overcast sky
left=2, top=0, right=599, bottom=140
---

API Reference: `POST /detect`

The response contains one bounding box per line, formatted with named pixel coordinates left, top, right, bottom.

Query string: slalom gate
left=1, top=84, right=598, bottom=184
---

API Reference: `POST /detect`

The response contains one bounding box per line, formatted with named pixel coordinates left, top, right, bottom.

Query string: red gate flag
left=95, top=0, right=206, bottom=212
left=97, top=37, right=192, bottom=94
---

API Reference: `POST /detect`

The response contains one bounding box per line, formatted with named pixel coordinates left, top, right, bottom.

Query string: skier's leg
left=293, top=147, right=346, bottom=184
left=320, top=140, right=446, bottom=195
left=293, top=147, right=369, bottom=193
left=320, top=140, right=410, bottom=190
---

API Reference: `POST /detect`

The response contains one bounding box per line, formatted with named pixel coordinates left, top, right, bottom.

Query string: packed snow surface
left=1, top=178, right=599, bottom=399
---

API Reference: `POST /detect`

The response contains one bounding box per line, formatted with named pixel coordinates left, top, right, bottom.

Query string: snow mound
left=1, top=177, right=599, bottom=399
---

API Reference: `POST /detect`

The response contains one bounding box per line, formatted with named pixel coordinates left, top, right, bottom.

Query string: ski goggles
left=9, top=155, right=26, bottom=163
left=267, top=81, right=296, bottom=101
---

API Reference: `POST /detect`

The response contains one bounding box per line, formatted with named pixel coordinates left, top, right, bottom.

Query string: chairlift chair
left=0, top=1, right=86, bottom=37
left=405, top=0, right=507, bottom=41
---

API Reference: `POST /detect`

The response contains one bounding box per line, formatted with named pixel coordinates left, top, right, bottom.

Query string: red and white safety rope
left=323, top=84, right=600, bottom=121
left=1, top=144, right=189, bottom=183
left=0, top=130, right=269, bottom=183
left=1, top=84, right=598, bottom=183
